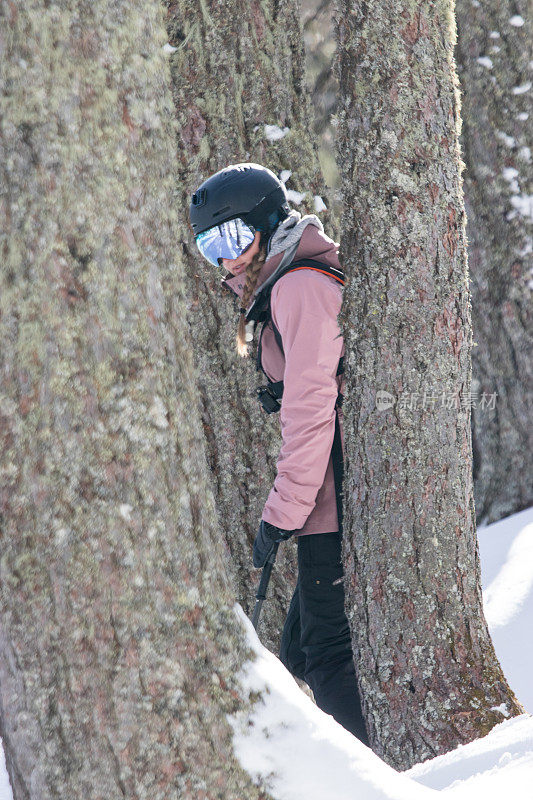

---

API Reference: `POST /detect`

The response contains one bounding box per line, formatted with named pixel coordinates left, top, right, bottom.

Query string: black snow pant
left=279, top=531, right=369, bottom=745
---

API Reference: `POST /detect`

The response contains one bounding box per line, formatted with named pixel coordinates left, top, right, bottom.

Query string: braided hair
left=236, top=238, right=268, bottom=357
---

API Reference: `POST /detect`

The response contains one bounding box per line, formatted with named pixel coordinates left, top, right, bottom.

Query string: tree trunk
left=334, top=0, right=523, bottom=770
left=161, top=0, right=336, bottom=650
left=303, top=0, right=532, bottom=527
left=301, top=0, right=342, bottom=215
left=0, top=3, right=266, bottom=798
left=455, top=0, right=533, bottom=525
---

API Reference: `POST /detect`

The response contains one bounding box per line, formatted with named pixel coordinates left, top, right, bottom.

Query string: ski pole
left=251, top=541, right=280, bottom=631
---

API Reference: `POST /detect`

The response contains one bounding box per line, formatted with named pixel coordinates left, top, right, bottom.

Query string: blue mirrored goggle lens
left=195, top=218, right=255, bottom=268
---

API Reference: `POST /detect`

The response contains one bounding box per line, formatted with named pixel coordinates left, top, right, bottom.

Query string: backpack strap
left=256, top=361, right=344, bottom=414
left=247, top=258, right=345, bottom=325
left=254, top=258, right=344, bottom=367
left=331, top=407, right=344, bottom=535
left=276, top=258, right=345, bottom=287
left=255, top=259, right=345, bottom=412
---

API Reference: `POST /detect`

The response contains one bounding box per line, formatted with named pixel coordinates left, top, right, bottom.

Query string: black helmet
left=189, top=162, right=290, bottom=238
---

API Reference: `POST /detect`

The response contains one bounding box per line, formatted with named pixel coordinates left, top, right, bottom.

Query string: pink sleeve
left=261, top=271, right=343, bottom=531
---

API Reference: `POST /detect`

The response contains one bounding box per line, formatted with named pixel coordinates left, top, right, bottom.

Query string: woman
left=190, top=163, right=368, bottom=744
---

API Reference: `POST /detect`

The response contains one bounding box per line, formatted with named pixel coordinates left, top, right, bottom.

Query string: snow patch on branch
left=509, top=195, right=533, bottom=221
left=264, top=124, right=291, bottom=142
left=502, top=167, right=519, bottom=185
left=491, top=703, right=511, bottom=718
left=502, top=168, right=533, bottom=221
left=496, top=131, right=516, bottom=148
left=286, top=189, right=306, bottom=205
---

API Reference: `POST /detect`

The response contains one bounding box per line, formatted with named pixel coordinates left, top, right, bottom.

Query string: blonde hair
left=236, top=240, right=268, bottom=357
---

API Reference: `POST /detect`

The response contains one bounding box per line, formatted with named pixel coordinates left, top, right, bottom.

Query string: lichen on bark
left=334, top=0, right=523, bottom=770
left=0, top=2, right=272, bottom=797
left=455, top=0, right=532, bottom=524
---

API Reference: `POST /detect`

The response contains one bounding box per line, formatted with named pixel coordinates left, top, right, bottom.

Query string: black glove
left=253, top=520, right=295, bottom=569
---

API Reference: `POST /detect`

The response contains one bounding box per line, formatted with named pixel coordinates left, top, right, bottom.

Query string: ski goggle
left=195, top=218, right=256, bottom=269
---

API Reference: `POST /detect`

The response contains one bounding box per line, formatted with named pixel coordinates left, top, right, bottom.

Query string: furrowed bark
left=303, top=0, right=533, bottom=526
left=334, top=0, right=523, bottom=770
left=455, top=0, right=533, bottom=524
left=0, top=2, right=269, bottom=798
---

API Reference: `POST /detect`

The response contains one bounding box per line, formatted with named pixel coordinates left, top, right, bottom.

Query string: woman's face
left=221, top=231, right=262, bottom=276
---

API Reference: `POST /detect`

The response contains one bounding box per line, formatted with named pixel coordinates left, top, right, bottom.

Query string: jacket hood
left=221, top=211, right=341, bottom=312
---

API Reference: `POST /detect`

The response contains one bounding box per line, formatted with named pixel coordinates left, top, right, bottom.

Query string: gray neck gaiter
left=266, top=209, right=324, bottom=259
left=251, top=209, right=324, bottom=298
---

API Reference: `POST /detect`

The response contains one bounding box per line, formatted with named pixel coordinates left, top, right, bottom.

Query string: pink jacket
left=223, top=224, right=345, bottom=536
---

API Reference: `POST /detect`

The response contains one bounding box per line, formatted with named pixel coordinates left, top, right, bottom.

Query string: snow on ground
left=229, top=506, right=533, bottom=799
left=231, top=603, right=438, bottom=800
left=478, top=506, right=533, bottom=712
left=406, top=715, right=533, bottom=798
left=1, top=507, right=532, bottom=798
left=0, top=746, right=10, bottom=800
